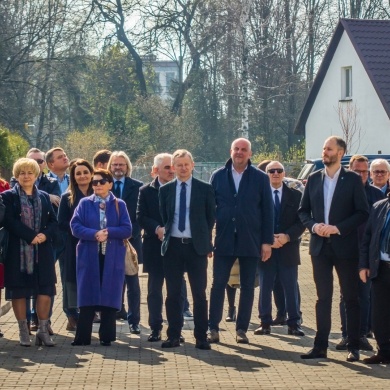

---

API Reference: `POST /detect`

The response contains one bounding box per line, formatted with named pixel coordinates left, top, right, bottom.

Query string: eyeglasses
left=33, top=159, right=45, bottom=164
left=92, top=178, right=109, bottom=186
left=267, top=169, right=284, bottom=174
left=111, top=163, right=126, bottom=167
left=372, top=170, right=388, bottom=176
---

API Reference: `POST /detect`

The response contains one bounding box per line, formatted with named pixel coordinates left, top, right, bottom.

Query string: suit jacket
left=159, top=177, right=215, bottom=256
left=120, top=177, right=143, bottom=238
left=359, top=198, right=390, bottom=280
left=136, top=177, right=163, bottom=273
left=298, top=166, right=369, bottom=258
left=272, top=183, right=305, bottom=266
left=211, top=159, right=274, bottom=257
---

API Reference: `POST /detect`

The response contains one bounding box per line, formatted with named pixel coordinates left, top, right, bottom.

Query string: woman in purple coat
left=70, top=169, right=131, bottom=346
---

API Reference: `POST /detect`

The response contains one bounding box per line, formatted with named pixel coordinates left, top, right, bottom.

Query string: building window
left=341, top=67, right=352, bottom=100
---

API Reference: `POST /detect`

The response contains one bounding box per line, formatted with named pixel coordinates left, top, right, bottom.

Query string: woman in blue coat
left=70, top=168, right=132, bottom=346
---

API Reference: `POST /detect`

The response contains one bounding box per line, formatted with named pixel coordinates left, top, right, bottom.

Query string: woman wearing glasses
left=70, top=169, right=131, bottom=346
left=58, top=159, right=94, bottom=330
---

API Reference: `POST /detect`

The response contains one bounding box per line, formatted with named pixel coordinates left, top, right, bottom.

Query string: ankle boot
left=225, top=306, right=236, bottom=322
left=35, top=319, right=55, bottom=347
left=18, top=319, right=31, bottom=347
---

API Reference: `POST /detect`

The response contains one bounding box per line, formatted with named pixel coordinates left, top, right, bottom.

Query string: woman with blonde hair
left=1, top=158, right=57, bottom=346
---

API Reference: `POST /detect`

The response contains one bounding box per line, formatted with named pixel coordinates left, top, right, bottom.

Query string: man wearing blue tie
left=254, top=161, right=305, bottom=337
left=159, top=150, right=215, bottom=349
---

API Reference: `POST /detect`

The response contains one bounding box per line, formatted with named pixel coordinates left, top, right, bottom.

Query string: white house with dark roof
left=295, top=19, right=390, bottom=159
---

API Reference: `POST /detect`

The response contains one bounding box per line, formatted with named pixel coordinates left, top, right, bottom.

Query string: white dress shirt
left=170, top=177, right=192, bottom=238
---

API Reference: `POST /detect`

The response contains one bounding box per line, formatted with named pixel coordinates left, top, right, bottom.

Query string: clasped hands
left=314, top=223, right=339, bottom=237
left=95, top=228, right=108, bottom=242
left=31, top=233, right=47, bottom=245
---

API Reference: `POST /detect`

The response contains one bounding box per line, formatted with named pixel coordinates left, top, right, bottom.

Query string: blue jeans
left=209, top=255, right=258, bottom=332
left=257, top=255, right=300, bottom=327
left=339, top=278, right=371, bottom=337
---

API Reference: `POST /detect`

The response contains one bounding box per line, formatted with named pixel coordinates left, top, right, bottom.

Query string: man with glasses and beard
left=298, top=136, right=369, bottom=362
left=108, top=151, right=143, bottom=334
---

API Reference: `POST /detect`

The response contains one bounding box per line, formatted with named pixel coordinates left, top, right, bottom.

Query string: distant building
left=151, top=60, right=180, bottom=100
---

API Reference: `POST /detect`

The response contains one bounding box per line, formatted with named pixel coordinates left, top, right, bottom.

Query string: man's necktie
left=114, top=181, right=122, bottom=199
left=274, top=189, right=280, bottom=231
left=178, top=182, right=186, bottom=232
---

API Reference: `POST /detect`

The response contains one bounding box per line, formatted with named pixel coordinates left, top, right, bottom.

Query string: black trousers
left=372, top=261, right=390, bottom=356
left=311, top=242, right=360, bottom=350
left=74, top=306, right=117, bottom=344
left=163, top=238, right=208, bottom=342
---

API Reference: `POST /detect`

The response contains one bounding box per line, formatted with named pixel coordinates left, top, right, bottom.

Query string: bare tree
left=336, top=101, right=364, bottom=154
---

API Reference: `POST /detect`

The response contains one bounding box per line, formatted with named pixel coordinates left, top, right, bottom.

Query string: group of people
left=0, top=136, right=390, bottom=364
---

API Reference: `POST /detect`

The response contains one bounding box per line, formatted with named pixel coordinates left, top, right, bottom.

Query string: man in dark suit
left=359, top=195, right=390, bottom=364
left=298, top=136, right=369, bottom=362
left=136, top=153, right=174, bottom=342
left=254, top=161, right=305, bottom=337
left=108, top=151, right=143, bottom=333
left=159, top=149, right=215, bottom=350
left=336, top=155, right=385, bottom=351
left=208, top=138, right=274, bottom=345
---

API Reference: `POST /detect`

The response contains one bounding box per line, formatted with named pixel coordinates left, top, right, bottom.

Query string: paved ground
left=1, top=245, right=389, bottom=389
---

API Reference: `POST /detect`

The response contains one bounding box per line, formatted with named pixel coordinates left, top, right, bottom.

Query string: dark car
left=297, top=154, right=390, bottom=184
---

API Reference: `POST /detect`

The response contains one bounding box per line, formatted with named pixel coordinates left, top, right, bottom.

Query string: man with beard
left=298, top=136, right=369, bottom=362
left=108, top=151, right=143, bottom=333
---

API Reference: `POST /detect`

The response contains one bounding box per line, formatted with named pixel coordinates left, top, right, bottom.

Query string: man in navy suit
left=208, top=138, right=274, bottom=344
left=254, top=160, right=305, bottom=337
left=159, top=149, right=215, bottom=349
left=298, top=136, right=369, bottom=362
left=108, top=151, right=143, bottom=334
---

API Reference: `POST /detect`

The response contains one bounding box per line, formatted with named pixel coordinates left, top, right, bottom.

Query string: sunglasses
left=33, top=159, right=45, bottom=164
left=92, top=178, right=109, bottom=186
left=267, top=169, right=284, bottom=174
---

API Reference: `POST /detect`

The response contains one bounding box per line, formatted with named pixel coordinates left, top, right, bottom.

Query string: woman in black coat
left=58, top=159, right=93, bottom=326
left=2, top=158, right=57, bottom=347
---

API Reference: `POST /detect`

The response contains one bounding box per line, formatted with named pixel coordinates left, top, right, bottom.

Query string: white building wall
left=306, top=31, right=390, bottom=159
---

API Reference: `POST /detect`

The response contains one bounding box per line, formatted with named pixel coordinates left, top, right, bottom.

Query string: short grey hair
left=172, top=149, right=194, bottom=163
left=153, top=153, right=173, bottom=168
left=370, top=158, right=390, bottom=172
left=266, top=160, right=285, bottom=172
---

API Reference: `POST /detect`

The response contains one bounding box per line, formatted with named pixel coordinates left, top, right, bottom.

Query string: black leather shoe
left=254, top=324, right=271, bottom=335
left=129, top=324, right=141, bottom=334
left=363, top=354, right=390, bottom=364
left=346, top=349, right=360, bottom=362
left=148, top=330, right=161, bottom=342
left=179, top=334, right=185, bottom=343
left=195, top=340, right=211, bottom=350
left=225, top=306, right=236, bottom=322
left=272, top=316, right=287, bottom=326
left=288, top=325, right=305, bottom=336
left=336, top=337, right=348, bottom=350
left=100, top=340, right=111, bottom=346
left=161, top=338, right=180, bottom=348
left=71, top=340, right=91, bottom=346
left=116, top=308, right=127, bottom=320
left=301, top=347, right=327, bottom=359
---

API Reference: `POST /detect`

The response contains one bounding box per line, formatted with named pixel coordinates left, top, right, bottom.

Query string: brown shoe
left=66, top=317, right=77, bottom=331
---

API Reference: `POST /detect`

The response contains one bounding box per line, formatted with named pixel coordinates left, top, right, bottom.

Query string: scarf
left=15, top=183, right=42, bottom=274
left=96, top=194, right=110, bottom=255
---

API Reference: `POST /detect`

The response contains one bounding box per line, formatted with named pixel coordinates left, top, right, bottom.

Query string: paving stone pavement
left=1, top=245, right=390, bottom=389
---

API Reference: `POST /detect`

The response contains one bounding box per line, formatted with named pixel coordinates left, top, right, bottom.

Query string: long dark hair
left=69, top=159, right=94, bottom=205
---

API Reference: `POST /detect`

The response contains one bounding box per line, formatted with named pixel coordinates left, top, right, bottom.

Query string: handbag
left=124, top=239, right=139, bottom=276
left=114, top=199, right=139, bottom=276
